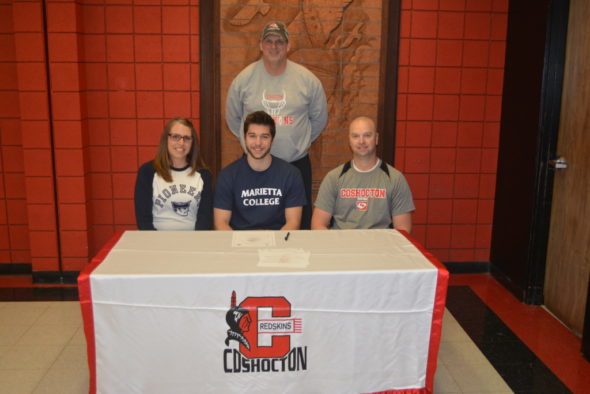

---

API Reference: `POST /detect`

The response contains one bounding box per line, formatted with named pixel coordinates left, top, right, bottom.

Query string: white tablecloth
left=79, top=229, right=448, bottom=394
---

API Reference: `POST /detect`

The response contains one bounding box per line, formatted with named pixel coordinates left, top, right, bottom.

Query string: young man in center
left=214, top=111, right=306, bottom=230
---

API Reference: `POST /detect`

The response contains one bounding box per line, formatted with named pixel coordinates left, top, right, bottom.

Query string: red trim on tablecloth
left=77, top=230, right=125, bottom=394
left=368, top=389, right=429, bottom=394
left=90, top=230, right=125, bottom=264
left=399, top=230, right=449, bottom=394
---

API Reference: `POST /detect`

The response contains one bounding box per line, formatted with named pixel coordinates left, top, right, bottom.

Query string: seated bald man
left=311, top=116, right=414, bottom=232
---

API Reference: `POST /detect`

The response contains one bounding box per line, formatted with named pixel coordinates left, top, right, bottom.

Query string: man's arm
left=309, top=78, right=328, bottom=142
left=392, top=213, right=412, bottom=233
left=225, top=79, right=243, bottom=138
left=311, top=207, right=332, bottom=230
left=282, top=206, right=302, bottom=230
left=214, top=208, right=233, bottom=230
left=311, top=168, right=337, bottom=229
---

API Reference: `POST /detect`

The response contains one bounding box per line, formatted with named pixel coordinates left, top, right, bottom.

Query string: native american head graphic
left=224, top=291, right=252, bottom=349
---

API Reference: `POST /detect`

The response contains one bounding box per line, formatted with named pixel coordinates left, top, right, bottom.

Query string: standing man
left=214, top=111, right=306, bottom=231
left=311, top=117, right=414, bottom=232
left=226, top=21, right=328, bottom=229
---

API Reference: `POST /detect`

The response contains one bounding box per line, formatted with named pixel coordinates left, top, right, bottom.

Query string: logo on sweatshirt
left=261, top=90, right=294, bottom=126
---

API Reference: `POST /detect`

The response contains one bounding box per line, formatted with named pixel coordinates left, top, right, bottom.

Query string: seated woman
left=134, top=117, right=212, bottom=230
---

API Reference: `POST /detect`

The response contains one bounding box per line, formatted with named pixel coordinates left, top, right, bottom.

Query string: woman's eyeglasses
left=168, top=134, right=192, bottom=143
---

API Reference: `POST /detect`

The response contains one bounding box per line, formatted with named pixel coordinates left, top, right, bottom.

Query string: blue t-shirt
left=214, top=155, right=306, bottom=230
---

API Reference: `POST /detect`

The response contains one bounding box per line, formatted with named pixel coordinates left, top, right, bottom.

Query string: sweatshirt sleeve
left=309, top=76, right=328, bottom=142
left=225, top=77, right=243, bottom=139
left=134, top=162, right=157, bottom=230
left=195, top=169, right=213, bottom=230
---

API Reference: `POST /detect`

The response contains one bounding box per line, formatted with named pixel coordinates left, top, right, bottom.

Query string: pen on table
left=284, top=232, right=290, bottom=241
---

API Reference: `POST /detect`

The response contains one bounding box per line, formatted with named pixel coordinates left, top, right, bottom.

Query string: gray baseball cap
left=261, top=21, right=289, bottom=41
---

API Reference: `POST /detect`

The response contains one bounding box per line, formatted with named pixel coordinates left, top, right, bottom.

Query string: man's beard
left=246, top=145, right=271, bottom=160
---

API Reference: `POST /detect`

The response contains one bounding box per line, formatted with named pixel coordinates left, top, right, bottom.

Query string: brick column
left=12, top=1, right=60, bottom=274
left=46, top=0, right=90, bottom=273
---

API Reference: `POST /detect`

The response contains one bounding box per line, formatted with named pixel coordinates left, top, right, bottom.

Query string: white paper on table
left=232, top=231, right=276, bottom=248
left=257, top=248, right=310, bottom=268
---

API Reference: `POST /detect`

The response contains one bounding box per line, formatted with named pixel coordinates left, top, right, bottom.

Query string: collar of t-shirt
left=171, top=164, right=191, bottom=172
left=352, top=159, right=381, bottom=173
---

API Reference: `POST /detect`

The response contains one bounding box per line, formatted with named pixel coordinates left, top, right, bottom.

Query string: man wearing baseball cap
left=226, top=21, right=328, bottom=230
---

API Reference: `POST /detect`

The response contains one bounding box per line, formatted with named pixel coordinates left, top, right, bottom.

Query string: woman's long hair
left=153, top=117, right=207, bottom=182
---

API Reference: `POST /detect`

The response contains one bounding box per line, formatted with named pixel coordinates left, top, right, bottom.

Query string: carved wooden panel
left=219, top=1, right=385, bottom=196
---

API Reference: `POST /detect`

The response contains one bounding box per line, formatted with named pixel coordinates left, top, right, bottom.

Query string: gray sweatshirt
left=226, top=60, right=328, bottom=162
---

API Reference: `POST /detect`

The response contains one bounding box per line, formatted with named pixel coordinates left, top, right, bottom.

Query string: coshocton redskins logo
left=355, top=200, right=368, bottom=211
left=223, top=291, right=307, bottom=373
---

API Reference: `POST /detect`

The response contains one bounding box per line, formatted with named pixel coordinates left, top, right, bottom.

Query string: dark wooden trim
left=490, top=263, right=529, bottom=301
left=525, top=0, right=570, bottom=304
left=41, top=0, right=64, bottom=273
left=490, top=0, right=569, bottom=305
left=377, top=0, right=401, bottom=166
left=199, top=2, right=221, bottom=178
left=202, top=2, right=400, bottom=170
left=583, top=272, right=590, bottom=360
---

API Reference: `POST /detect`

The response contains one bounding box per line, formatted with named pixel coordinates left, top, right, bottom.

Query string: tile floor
left=3, top=273, right=589, bottom=393
left=0, top=300, right=512, bottom=394
left=435, top=310, right=513, bottom=393
left=0, top=301, right=88, bottom=394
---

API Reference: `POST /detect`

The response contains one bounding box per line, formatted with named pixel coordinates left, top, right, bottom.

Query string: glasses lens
left=169, top=134, right=191, bottom=142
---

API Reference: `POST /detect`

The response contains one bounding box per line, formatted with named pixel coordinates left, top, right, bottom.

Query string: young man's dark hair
left=243, top=110, right=276, bottom=139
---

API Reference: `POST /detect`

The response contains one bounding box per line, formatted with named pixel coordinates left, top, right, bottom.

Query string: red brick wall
left=0, top=0, right=201, bottom=273
left=75, top=1, right=201, bottom=260
left=2, top=1, right=53, bottom=270
left=0, top=0, right=507, bottom=275
left=396, top=0, right=507, bottom=261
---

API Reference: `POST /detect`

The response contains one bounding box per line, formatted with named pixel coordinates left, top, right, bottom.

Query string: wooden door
left=544, top=0, right=590, bottom=336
